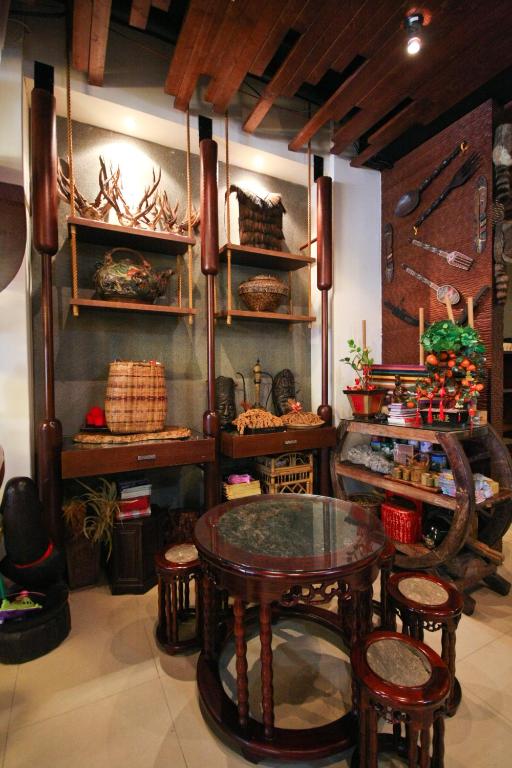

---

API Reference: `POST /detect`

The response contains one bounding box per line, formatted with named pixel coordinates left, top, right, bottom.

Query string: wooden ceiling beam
left=88, top=0, right=112, bottom=86
left=72, top=0, right=93, bottom=73
left=242, top=0, right=340, bottom=133
left=348, top=102, right=425, bottom=167
left=129, top=0, right=152, bottom=29
left=152, top=0, right=171, bottom=10
left=248, top=0, right=307, bottom=77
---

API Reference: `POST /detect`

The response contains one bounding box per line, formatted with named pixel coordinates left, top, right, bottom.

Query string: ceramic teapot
left=93, top=248, right=173, bottom=303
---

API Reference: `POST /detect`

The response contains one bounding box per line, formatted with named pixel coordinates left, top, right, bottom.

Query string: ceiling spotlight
left=404, top=12, right=424, bottom=55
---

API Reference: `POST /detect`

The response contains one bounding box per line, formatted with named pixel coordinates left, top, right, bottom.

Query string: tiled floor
left=1, top=533, right=512, bottom=768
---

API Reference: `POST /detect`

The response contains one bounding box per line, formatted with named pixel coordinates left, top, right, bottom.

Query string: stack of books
left=116, top=478, right=152, bottom=520
left=387, top=403, right=418, bottom=426
left=223, top=478, right=261, bottom=501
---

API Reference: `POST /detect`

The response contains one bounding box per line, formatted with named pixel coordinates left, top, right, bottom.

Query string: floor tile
left=0, top=665, right=17, bottom=767
left=3, top=678, right=185, bottom=768
left=457, top=631, right=512, bottom=725
left=9, top=586, right=158, bottom=730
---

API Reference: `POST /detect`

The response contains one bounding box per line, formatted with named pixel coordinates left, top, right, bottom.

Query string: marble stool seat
left=155, top=543, right=202, bottom=654
left=351, top=630, right=450, bottom=768
left=386, top=572, right=463, bottom=716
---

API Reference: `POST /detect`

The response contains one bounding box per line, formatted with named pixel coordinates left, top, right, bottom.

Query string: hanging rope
left=66, top=27, right=79, bottom=317
left=225, top=112, right=232, bottom=324
left=307, top=140, right=312, bottom=323
left=186, top=108, right=193, bottom=324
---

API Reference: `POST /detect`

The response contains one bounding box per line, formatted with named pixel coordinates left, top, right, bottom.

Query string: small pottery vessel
left=238, top=274, right=288, bottom=312
left=343, top=389, right=387, bottom=419
left=94, top=247, right=173, bottom=303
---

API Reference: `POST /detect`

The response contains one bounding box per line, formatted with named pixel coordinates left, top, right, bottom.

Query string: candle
left=419, top=307, right=424, bottom=365
left=467, top=297, right=474, bottom=328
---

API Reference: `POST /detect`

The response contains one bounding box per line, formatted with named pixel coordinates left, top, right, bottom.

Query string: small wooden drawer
left=61, top=432, right=216, bottom=479
left=220, top=426, right=337, bottom=459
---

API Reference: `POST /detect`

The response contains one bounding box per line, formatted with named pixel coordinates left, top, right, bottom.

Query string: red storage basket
left=380, top=492, right=423, bottom=544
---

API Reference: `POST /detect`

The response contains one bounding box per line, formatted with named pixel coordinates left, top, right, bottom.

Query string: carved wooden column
left=259, top=601, right=274, bottom=740
left=316, top=175, right=333, bottom=496
left=233, top=598, right=249, bottom=728
left=31, top=62, right=63, bottom=545
left=200, top=136, right=221, bottom=509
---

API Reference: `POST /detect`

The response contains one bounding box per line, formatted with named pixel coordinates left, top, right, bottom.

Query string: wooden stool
left=155, top=543, right=202, bottom=654
left=387, top=572, right=463, bottom=716
left=351, top=630, right=450, bottom=768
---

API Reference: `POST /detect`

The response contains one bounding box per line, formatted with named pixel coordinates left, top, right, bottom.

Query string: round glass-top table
left=194, top=494, right=386, bottom=763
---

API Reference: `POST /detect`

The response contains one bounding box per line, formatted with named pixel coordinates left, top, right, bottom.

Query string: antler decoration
left=57, top=155, right=120, bottom=220
left=58, top=156, right=201, bottom=233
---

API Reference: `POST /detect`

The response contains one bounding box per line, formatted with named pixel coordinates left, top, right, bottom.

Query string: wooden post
left=31, top=63, right=63, bottom=545
left=419, top=307, right=425, bottom=364
left=200, top=138, right=220, bottom=509
left=316, top=176, right=333, bottom=496
left=444, top=297, right=454, bottom=322
left=362, top=319, right=367, bottom=350
left=467, top=297, right=474, bottom=328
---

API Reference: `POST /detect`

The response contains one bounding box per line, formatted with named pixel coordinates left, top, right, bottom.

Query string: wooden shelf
left=475, top=489, right=512, bottom=509
left=216, top=309, right=316, bottom=324
left=221, top=426, right=336, bottom=459
left=219, top=243, right=314, bottom=271
left=334, top=460, right=457, bottom=510
left=346, top=419, right=486, bottom=442
left=69, top=297, right=196, bottom=315
left=68, top=216, right=195, bottom=255
left=61, top=431, right=215, bottom=479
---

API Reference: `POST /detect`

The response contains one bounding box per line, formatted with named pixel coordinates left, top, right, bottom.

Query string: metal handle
left=284, top=439, right=298, bottom=445
left=137, top=454, right=157, bottom=461
left=410, top=238, right=443, bottom=257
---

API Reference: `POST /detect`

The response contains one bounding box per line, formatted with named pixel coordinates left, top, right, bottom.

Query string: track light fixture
left=404, top=11, right=424, bottom=55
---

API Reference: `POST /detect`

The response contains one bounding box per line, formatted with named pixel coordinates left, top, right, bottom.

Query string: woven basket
left=105, top=361, right=167, bottom=434
left=238, top=274, right=288, bottom=312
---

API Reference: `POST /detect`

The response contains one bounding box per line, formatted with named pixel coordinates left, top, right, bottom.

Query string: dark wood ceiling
left=68, top=0, right=512, bottom=168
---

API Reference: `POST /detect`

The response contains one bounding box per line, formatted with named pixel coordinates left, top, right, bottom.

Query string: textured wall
left=31, top=119, right=310, bottom=501
left=381, top=101, right=500, bottom=423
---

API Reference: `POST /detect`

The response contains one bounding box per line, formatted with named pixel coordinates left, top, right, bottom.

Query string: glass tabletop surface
left=194, top=494, right=386, bottom=575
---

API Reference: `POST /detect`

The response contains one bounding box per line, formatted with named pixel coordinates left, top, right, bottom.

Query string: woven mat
left=73, top=426, right=192, bottom=444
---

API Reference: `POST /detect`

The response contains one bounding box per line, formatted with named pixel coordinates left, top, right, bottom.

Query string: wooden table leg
left=202, top=571, right=216, bottom=659
left=259, top=602, right=274, bottom=740
left=233, top=598, right=249, bottom=729
left=171, top=577, right=179, bottom=644
left=419, top=726, right=430, bottom=768
left=349, top=586, right=374, bottom=648
left=442, top=621, right=458, bottom=713
left=432, top=712, right=445, bottom=768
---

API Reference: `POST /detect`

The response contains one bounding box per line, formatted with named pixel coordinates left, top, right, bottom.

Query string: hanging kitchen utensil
left=394, top=141, right=468, bottom=218
left=413, top=152, right=481, bottom=233
left=401, top=263, right=460, bottom=305
left=410, top=238, right=473, bottom=270
left=455, top=285, right=490, bottom=325
left=383, top=300, right=419, bottom=326
left=383, top=223, right=394, bottom=282
left=474, top=175, right=487, bottom=254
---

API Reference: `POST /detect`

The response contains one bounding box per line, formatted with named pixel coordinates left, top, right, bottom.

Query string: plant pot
left=65, top=537, right=101, bottom=589
left=343, top=389, right=387, bottom=419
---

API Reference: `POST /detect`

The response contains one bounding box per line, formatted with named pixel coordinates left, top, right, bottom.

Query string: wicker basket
left=105, top=360, right=167, bottom=434
left=347, top=493, right=383, bottom=517
left=238, top=274, right=288, bottom=312
left=255, top=452, right=313, bottom=494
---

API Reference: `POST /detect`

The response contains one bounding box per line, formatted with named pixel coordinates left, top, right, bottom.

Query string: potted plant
left=418, top=321, right=486, bottom=425
left=62, top=478, right=119, bottom=589
left=341, top=339, right=387, bottom=419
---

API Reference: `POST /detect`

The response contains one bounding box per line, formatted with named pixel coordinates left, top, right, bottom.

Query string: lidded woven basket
left=104, top=360, right=167, bottom=434
left=238, top=274, right=288, bottom=312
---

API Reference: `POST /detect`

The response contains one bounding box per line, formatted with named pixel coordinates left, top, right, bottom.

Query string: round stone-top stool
left=351, top=630, right=450, bottom=768
left=155, top=543, right=202, bottom=654
left=387, top=571, right=463, bottom=716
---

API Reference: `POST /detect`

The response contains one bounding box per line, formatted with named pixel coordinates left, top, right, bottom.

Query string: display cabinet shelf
left=219, top=243, right=314, bottom=271
left=220, top=426, right=336, bottom=459
left=215, top=309, right=315, bottom=324
left=67, top=216, right=195, bottom=254
left=61, top=431, right=215, bottom=479
left=69, top=297, right=197, bottom=316
left=331, top=418, right=512, bottom=612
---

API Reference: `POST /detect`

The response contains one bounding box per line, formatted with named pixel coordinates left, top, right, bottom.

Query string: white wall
left=0, top=39, right=33, bottom=488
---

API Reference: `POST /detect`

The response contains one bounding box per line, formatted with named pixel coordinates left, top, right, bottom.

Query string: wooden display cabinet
left=108, top=506, right=166, bottom=594
left=331, top=419, right=512, bottom=613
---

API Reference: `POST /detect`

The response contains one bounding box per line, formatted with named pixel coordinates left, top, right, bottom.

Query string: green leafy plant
left=62, top=478, right=119, bottom=559
left=341, top=339, right=375, bottom=389
left=420, top=321, right=485, bottom=355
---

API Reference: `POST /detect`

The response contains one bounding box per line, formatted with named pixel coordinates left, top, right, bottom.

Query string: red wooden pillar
left=316, top=175, right=333, bottom=496
left=200, top=138, right=221, bottom=509
left=31, top=63, right=63, bottom=544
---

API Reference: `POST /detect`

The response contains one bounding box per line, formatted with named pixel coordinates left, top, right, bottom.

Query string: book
left=116, top=507, right=151, bottom=521
left=117, top=477, right=150, bottom=491
left=120, top=485, right=151, bottom=500
left=118, top=496, right=151, bottom=513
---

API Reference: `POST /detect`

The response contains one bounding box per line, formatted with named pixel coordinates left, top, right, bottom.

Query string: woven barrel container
left=105, top=361, right=167, bottom=434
